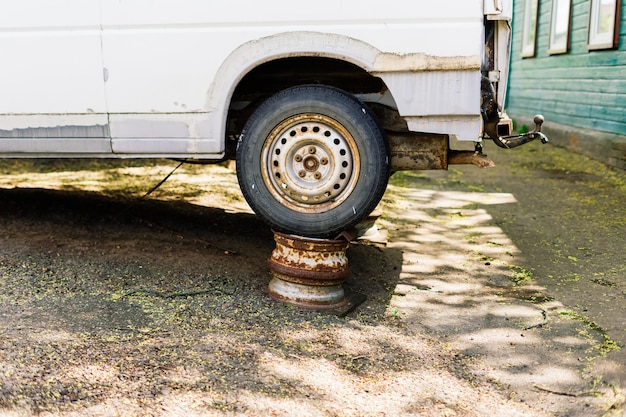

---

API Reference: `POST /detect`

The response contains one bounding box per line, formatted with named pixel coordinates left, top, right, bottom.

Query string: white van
left=0, top=0, right=544, bottom=238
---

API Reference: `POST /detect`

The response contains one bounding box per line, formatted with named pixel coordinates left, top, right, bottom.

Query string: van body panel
left=0, top=1, right=510, bottom=155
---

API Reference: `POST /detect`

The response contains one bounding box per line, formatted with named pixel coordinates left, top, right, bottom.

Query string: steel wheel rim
left=261, top=113, right=360, bottom=213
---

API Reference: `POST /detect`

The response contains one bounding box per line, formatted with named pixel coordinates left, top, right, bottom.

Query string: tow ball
left=492, top=115, right=549, bottom=149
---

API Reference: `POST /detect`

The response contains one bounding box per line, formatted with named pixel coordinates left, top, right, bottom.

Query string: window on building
left=549, top=0, right=572, bottom=54
left=588, top=0, right=621, bottom=50
left=521, top=0, right=540, bottom=57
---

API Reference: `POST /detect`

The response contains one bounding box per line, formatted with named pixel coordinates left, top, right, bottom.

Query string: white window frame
left=549, top=0, right=572, bottom=54
left=588, top=0, right=621, bottom=50
left=521, top=0, right=540, bottom=57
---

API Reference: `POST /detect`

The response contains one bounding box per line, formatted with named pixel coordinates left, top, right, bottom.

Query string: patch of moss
left=559, top=310, right=621, bottom=357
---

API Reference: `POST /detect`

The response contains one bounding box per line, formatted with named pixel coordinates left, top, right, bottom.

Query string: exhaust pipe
left=387, top=132, right=494, bottom=171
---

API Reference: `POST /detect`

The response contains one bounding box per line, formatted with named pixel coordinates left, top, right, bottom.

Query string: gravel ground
left=0, top=143, right=624, bottom=416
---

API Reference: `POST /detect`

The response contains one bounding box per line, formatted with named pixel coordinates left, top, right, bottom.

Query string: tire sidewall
left=237, top=85, right=389, bottom=237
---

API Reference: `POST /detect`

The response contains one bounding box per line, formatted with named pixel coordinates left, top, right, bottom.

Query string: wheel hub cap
left=262, top=114, right=359, bottom=212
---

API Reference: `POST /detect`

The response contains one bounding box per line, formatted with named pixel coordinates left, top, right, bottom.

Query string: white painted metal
left=0, top=0, right=512, bottom=156
left=0, top=1, right=105, bottom=117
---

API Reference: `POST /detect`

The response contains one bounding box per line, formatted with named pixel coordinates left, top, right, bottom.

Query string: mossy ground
left=0, top=146, right=624, bottom=416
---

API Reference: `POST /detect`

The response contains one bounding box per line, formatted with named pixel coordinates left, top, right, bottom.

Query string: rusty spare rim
left=268, top=231, right=351, bottom=284
left=261, top=113, right=360, bottom=213
left=268, top=278, right=348, bottom=310
left=267, top=231, right=351, bottom=310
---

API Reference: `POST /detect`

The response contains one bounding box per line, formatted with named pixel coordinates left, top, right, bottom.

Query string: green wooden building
left=506, top=0, right=625, bottom=170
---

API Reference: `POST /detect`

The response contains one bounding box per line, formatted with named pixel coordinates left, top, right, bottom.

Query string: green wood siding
left=507, top=0, right=626, bottom=135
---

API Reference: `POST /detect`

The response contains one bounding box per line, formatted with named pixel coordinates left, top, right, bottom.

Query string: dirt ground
left=0, top=142, right=624, bottom=416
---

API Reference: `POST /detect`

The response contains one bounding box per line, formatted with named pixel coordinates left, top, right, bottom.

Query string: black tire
left=236, top=85, right=389, bottom=238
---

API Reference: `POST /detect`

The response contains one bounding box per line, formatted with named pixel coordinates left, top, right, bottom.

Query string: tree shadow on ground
left=380, top=179, right=625, bottom=416
left=0, top=183, right=623, bottom=416
left=0, top=187, right=431, bottom=416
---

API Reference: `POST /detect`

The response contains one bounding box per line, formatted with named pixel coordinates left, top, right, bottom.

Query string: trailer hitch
left=492, top=115, right=549, bottom=149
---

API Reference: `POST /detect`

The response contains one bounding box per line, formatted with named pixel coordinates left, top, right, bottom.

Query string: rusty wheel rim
left=261, top=113, right=360, bottom=213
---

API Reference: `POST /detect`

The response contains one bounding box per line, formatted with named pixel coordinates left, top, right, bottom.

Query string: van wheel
left=236, top=85, right=389, bottom=238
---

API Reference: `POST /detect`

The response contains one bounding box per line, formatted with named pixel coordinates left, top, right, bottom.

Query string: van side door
left=100, top=1, right=222, bottom=156
left=0, top=1, right=110, bottom=155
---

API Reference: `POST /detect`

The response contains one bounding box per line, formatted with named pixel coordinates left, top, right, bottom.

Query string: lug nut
left=308, top=146, right=316, bottom=154
left=298, top=170, right=306, bottom=178
left=295, top=154, right=303, bottom=162
left=314, top=172, right=322, bottom=180
left=320, top=157, right=328, bottom=165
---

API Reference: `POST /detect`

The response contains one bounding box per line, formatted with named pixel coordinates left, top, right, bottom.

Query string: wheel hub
left=262, top=114, right=359, bottom=212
